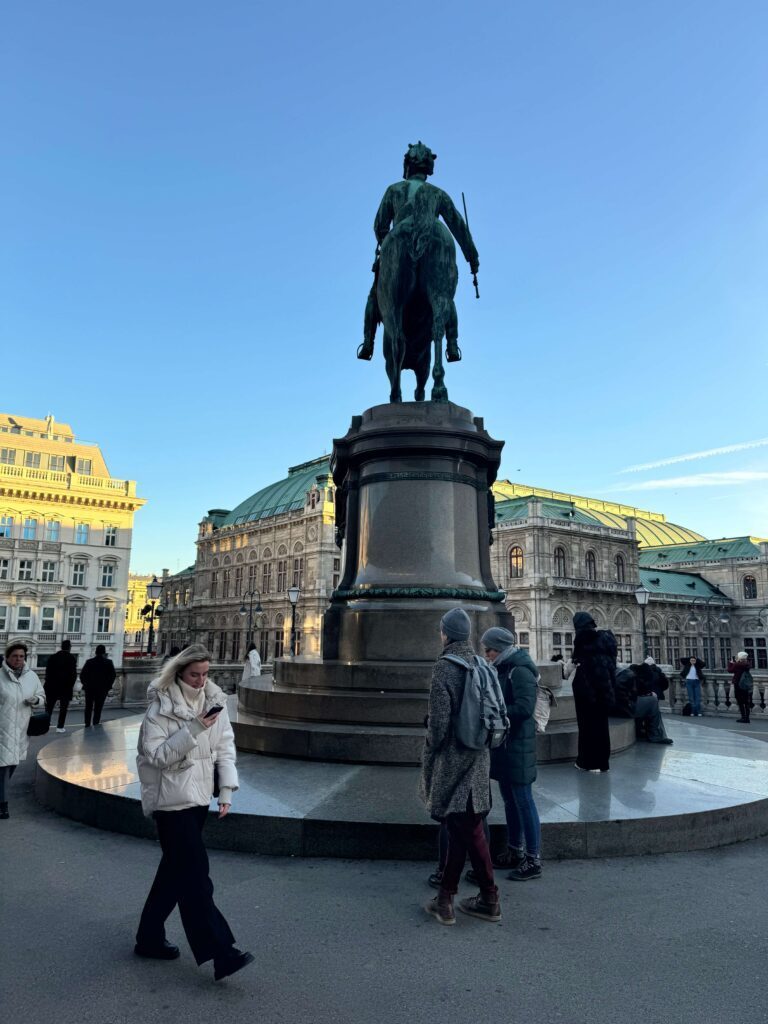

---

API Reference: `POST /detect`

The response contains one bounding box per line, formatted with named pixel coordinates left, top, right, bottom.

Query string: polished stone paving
left=36, top=701, right=768, bottom=859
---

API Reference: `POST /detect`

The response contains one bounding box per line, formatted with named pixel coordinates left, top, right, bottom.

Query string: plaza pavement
left=2, top=708, right=768, bottom=1024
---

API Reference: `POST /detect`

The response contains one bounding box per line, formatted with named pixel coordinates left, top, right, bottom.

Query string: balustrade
left=669, top=672, right=766, bottom=715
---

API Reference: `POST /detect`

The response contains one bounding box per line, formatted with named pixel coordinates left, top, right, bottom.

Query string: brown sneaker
left=424, top=893, right=456, bottom=926
left=458, top=893, right=501, bottom=923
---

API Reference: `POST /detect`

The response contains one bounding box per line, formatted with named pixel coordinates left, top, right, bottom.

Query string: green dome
left=222, top=457, right=331, bottom=527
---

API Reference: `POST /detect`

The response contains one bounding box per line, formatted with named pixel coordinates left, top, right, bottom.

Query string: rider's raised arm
left=374, top=187, right=396, bottom=245
left=438, top=192, right=479, bottom=273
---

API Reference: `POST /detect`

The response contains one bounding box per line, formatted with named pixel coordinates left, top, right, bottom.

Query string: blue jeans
left=686, top=679, right=702, bottom=715
left=497, top=777, right=541, bottom=860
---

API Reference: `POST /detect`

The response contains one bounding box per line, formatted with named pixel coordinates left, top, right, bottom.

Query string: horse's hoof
left=357, top=342, right=374, bottom=361
left=431, top=387, right=449, bottom=404
left=445, top=344, right=462, bottom=363
left=414, top=389, right=425, bottom=402
left=389, top=392, right=403, bottom=404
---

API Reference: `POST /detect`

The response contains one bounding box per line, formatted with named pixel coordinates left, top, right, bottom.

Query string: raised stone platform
left=35, top=708, right=768, bottom=859
left=234, top=674, right=636, bottom=764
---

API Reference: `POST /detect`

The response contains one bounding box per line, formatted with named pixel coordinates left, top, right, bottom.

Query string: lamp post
left=145, top=576, right=163, bottom=656
left=287, top=585, right=301, bottom=656
left=634, top=585, right=650, bottom=659
left=689, top=595, right=730, bottom=669
left=238, top=588, right=263, bottom=647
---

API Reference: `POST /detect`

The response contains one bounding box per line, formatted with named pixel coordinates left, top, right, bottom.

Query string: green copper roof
left=222, top=457, right=331, bottom=527
left=639, top=537, right=764, bottom=567
left=494, top=494, right=702, bottom=545
left=640, top=568, right=730, bottom=600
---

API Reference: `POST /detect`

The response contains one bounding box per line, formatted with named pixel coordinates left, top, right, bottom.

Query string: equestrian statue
left=357, top=142, right=480, bottom=403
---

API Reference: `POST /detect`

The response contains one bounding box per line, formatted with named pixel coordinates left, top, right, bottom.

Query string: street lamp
left=238, top=588, right=263, bottom=647
left=689, top=595, right=731, bottom=668
left=287, top=585, right=301, bottom=656
left=634, top=586, right=650, bottom=658
left=145, top=576, right=163, bottom=656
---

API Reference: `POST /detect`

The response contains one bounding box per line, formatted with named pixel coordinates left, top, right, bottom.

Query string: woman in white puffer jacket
left=0, top=640, right=46, bottom=820
left=134, top=644, right=253, bottom=982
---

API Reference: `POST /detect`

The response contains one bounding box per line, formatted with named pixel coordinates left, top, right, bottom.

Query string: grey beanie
left=573, top=611, right=596, bottom=631
left=440, top=608, right=471, bottom=641
left=481, top=626, right=516, bottom=651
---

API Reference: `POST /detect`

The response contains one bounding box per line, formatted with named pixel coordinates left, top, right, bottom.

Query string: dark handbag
left=27, top=710, right=51, bottom=736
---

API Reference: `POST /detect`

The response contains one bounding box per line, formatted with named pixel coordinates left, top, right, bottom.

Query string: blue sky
left=2, top=1, right=766, bottom=573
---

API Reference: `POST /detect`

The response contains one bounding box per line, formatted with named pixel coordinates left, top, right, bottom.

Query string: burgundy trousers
left=440, top=796, right=497, bottom=897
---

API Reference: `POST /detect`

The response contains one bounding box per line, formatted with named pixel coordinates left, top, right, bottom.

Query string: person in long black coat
left=571, top=612, right=616, bottom=772
left=80, top=645, right=117, bottom=727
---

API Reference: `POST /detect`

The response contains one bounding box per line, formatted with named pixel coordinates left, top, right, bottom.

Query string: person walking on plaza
left=135, top=644, right=254, bottom=981
left=80, top=645, right=116, bottom=727
left=730, top=652, right=754, bottom=724
left=420, top=608, right=500, bottom=926
left=44, top=639, right=78, bottom=733
left=680, top=656, right=706, bottom=717
left=571, top=612, right=617, bottom=772
left=481, top=626, right=542, bottom=881
left=0, top=641, right=45, bottom=819
left=241, top=642, right=262, bottom=681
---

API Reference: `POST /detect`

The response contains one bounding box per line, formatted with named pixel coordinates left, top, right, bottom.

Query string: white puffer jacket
left=136, top=678, right=238, bottom=817
left=0, top=661, right=46, bottom=767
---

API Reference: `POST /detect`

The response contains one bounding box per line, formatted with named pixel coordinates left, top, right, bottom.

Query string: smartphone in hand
left=206, top=704, right=224, bottom=716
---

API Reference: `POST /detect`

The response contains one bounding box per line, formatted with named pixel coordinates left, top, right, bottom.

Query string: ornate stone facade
left=0, top=413, right=146, bottom=669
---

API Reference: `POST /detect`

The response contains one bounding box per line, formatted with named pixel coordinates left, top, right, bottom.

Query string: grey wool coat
left=418, top=639, right=491, bottom=821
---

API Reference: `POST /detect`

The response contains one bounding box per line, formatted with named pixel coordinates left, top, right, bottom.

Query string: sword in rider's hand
left=461, top=191, right=480, bottom=299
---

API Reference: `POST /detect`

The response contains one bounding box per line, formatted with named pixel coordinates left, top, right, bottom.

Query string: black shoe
left=649, top=737, right=673, bottom=745
left=508, top=858, right=542, bottom=882
left=427, top=870, right=444, bottom=890
left=134, top=940, right=180, bottom=960
left=0, top=802, right=8, bottom=820
left=214, top=949, right=255, bottom=982
left=492, top=848, right=526, bottom=870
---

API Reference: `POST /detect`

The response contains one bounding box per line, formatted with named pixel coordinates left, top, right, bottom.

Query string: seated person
left=612, top=663, right=673, bottom=745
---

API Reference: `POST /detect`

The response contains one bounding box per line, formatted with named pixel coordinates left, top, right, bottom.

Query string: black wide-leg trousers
left=136, top=805, right=235, bottom=965
left=573, top=680, right=611, bottom=771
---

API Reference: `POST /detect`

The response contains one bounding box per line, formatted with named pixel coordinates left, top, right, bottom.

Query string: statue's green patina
left=357, top=142, right=479, bottom=404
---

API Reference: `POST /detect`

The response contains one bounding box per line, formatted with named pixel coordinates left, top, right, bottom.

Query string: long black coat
left=44, top=650, right=78, bottom=694
left=80, top=655, right=116, bottom=692
left=490, top=647, right=538, bottom=786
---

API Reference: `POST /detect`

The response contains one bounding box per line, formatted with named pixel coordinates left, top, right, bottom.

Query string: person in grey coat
left=420, top=608, right=500, bottom=926
left=482, top=627, right=542, bottom=881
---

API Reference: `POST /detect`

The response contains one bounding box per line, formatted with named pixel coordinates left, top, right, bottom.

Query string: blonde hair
left=155, top=643, right=212, bottom=690
left=736, top=651, right=750, bottom=662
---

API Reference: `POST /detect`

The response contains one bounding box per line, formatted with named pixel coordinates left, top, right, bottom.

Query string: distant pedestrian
left=80, top=645, right=116, bottom=727
left=135, top=644, right=254, bottom=981
left=571, top=612, right=616, bottom=772
left=44, top=639, right=78, bottom=733
left=680, top=656, right=706, bottom=717
left=481, top=626, right=542, bottom=880
left=730, top=652, right=754, bottom=724
left=420, top=608, right=500, bottom=926
left=0, top=641, right=45, bottom=819
left=241, top=642, right=262, bottom=681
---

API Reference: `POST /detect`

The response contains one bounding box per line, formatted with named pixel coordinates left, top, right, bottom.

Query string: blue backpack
left=441, top=653, right=510, bottom=750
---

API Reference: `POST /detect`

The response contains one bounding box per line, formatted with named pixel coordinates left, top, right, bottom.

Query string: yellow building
left=0, top=413, right=146, bottom=669
left=124, top=573, right=161, bottom=655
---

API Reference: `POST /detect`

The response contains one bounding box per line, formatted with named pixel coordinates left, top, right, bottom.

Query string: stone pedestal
left=235, top=401, right=514, bottom=764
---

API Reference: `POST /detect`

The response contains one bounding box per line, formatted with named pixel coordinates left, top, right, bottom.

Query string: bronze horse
left=358, top=143, right=479, bottom=403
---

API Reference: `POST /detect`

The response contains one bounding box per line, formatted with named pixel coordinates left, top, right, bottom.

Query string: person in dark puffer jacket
left=481, top=627, right=542, bottom=881
left=420, top=608, right=500, bottom=927
left=572, top=612, right=616, bottom=772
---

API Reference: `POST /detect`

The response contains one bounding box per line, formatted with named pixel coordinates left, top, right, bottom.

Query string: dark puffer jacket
left=573, top=627, right=617, bottom=708
left=490, top=646, right=538, bottom=787
left=419, top=639, right=491, bottom=821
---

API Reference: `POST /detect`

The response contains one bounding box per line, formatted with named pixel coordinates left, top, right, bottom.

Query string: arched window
left=508, top=546, right=524, bottom=579
left=615, top=554, right=625, bottom=583
left=553, top=546, right=567, bottom=577
left=743, top=575, right=757, bottom=600
left=585, top=551, right=597, bottom=581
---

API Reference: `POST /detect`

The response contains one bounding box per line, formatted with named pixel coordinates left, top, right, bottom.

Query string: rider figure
left=358, top=142, right=479, bottom=362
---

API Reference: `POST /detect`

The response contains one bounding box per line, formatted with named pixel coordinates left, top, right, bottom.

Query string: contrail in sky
left=613, top=471, right=768, bottom=492
left=621, top=437, right=768, bottom=473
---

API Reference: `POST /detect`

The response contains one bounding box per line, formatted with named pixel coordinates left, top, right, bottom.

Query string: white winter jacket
left=241, top=649, right=262, bottom=681
left=0, top=661, right=45, bottom=767
left=136, top=678, right=238, bottom=817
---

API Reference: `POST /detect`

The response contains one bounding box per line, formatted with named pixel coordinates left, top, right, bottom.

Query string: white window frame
left=45, top=520, right=61, bottom=542
left=41, top=606, right=55, bottom=631
left=71, top=562, right=86, bottom=587
left=100, top=564, right=115, bottom=588
left=49, top=454, right=65, bottom=472
left=22, top=517, right=37, bottom=540
left=24, top=451, right=41, bottom=468
left=17, top=605, right=32, bottom=631
left=41, top=560, right=57, bottom=583
left=104, top=526, right=117, bottom=547
left=97, top=606, right=112, bottom=633
left=0, top=448, right=16, bottom=465
left=18, top=559, right=33, bottom=581
left=0, top=605, right=6, bottom=629
left=0, top=558, right=8, bottom=580
left=75, top=523, right=89, bottom=545
left=0, top=515, right=13, bottom=538
left=66, top=606, right=83, bottom=632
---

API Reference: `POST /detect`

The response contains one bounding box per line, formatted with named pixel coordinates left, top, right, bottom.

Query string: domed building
left=156, top=458, right=767, bottom=688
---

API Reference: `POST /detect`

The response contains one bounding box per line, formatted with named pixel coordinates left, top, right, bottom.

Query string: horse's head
left=403, top=141, right=436, bottom=179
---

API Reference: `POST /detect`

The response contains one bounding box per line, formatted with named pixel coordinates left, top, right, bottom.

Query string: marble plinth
left=35, top=710, right=768, bottom=860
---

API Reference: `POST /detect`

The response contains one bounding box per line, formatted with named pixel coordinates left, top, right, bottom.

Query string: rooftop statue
left=357, top=142, right=479, bottom=403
